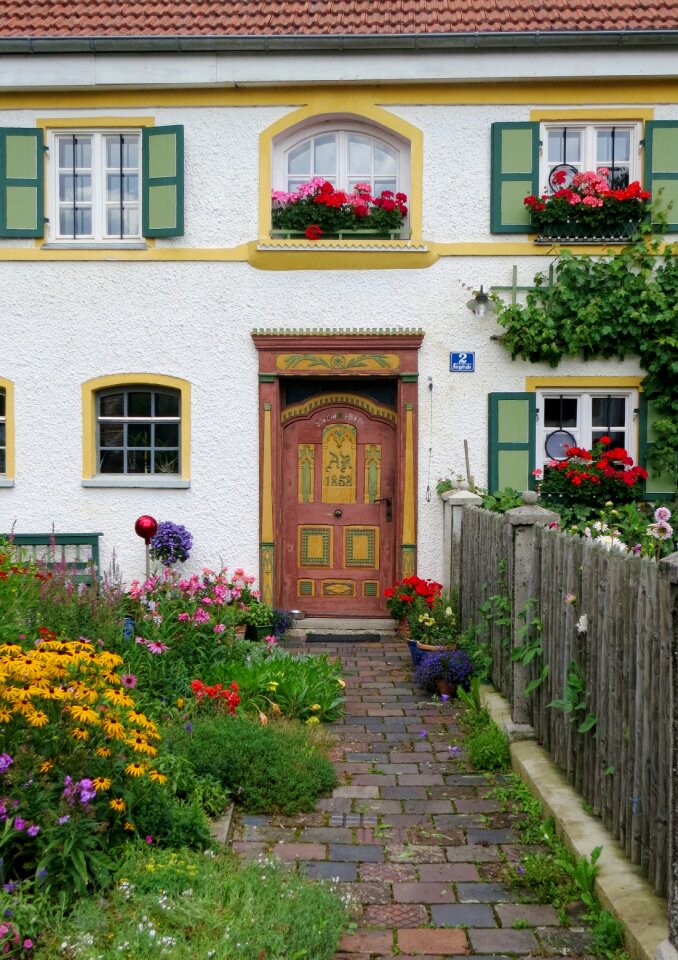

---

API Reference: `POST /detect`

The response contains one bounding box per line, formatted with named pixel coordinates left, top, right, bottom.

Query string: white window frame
left=273, top=118, right=410, bottom=199
left=539, top=123, right=641, bottom=195
left=96, top=386, right=181, bottom=477
left=49, top=129, right=142, bottom=243
left=536, top=389, right=638, bottom=466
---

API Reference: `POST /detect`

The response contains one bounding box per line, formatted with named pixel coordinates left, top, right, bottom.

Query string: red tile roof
left=1, top=0, right=677, bottom=38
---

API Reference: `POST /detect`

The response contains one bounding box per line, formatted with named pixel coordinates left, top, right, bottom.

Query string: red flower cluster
left=190, top=678, right=240, bottom=715
left=541, top=437, right=648, bottom=508
left=384, top=575, right=442, bottom=618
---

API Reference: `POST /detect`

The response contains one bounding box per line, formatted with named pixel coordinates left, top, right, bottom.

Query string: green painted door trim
left=490, top=122, right=539, bottom=235
left=638, top=393, right=676, bottom=501
left=142, top=125, right=184, bottom=237
left=488, top=392, right=536, bottom=493
left=0, top=128, right=44, bottom=238
left=644, top=120, right=678, bottom=232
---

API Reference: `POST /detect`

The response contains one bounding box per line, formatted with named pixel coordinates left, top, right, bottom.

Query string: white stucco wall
left=0, top=85, right=667, bottom=588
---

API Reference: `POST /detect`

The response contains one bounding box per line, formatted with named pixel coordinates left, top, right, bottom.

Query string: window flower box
left=271, top=178, right=408, bottom=241
left=525, top=169, right=651, bottom=244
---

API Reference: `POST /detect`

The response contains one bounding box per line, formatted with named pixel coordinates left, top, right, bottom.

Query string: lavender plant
left=413, top=649, right=474, bottom=693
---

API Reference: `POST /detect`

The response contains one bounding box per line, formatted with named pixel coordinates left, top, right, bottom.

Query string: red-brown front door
left=280, top=395, right=396, bottom=616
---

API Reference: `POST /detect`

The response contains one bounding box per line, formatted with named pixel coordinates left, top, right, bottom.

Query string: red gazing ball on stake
left=134, top=515, right=158, bottom=544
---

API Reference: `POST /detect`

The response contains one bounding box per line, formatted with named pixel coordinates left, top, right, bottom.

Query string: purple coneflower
left=146, top=641, right=169, bottom=654
left=121, top=674, right=138, bottom=689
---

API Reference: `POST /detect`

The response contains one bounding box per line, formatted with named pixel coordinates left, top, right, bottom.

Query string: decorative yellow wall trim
left=261, top=405, right=274, bottom=542
left=0, top=80, right=675, bottom=110
left=36, top=116, right=156, bottom=129
left=0, top=239, right=668, bottom=266
left=525, top=376, right=644, bottom=392
left=529, top=108, right=655, bottom=122
left=258, top=97, right=424, bottom=244
left=402, top=406, right=415, bottom=545
left=81, top=373, right=191, bottom=479
left=0, top=376, right=15, bottom=480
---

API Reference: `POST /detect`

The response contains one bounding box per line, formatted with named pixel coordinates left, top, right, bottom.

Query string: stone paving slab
left=229, top=639, right=601, bottom=959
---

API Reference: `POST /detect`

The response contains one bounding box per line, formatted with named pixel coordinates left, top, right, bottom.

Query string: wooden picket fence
left=459, top=506, right=672, bottom=898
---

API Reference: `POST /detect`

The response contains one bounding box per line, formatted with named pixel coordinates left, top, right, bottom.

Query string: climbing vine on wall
left=493, top=235, right=678, bottom=485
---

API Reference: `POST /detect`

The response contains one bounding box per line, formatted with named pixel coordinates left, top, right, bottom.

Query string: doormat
left=305, top=632, right=381, bottom=644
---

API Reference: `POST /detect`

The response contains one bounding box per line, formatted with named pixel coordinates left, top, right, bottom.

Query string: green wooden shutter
left=142, top=126, right=184, bottom=237
left=644, top=121, right=678, bottom=231
left=0, top=128, right=44, bottom=238
left=638, top=394, right=676, bottom=500
left=488, top=392, right=536, bottom=493
left=490, top=122, right=539, bottom=234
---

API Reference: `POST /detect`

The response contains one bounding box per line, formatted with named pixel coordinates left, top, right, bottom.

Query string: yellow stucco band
left=529, top=108, right=655, bottom=122
left=0, top=376, right=15, bottom=480
left=81, top=373, right=191, bottom=480
left=2, top=79, right=677, bottom=109
left=526, top=376, right=645, bottom=392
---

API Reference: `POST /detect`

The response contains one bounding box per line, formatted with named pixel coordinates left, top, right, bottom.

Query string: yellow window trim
left=529, top=108, right=655, bottom=122
left=526, top=376, right=644, bottom=392
left=259, top=97, right=423, bottom=245
left=81, top=373, right=191, bottom=480
left=36, top=116, right=156, bottom=129
left=0, top=377, right=15, bottom=480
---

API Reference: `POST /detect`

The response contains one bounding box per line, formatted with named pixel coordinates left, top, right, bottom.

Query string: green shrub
left=36, top=845, right=347, bottom=960
left=466, top=720, right=510, bottom=771
left=170, top=716, right=337, bottom=815
left=132, top=791, right=212, bottom=850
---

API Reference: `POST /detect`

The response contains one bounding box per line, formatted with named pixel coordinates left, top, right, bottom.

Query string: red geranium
left=541, top=438, right=648, bottom=510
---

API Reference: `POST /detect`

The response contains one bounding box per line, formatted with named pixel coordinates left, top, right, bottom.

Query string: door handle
left=374, top=497, right=392, bottom=522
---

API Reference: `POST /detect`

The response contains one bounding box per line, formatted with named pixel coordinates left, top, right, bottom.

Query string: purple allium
left=2, top=883, right=16, bottom=893
left=150, top=521, right=193, bottom=567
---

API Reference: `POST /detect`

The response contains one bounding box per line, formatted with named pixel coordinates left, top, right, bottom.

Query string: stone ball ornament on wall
left=134, top=515, right=158, bottom=578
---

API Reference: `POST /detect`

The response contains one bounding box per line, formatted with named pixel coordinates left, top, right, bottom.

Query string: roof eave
left=1, top=29, right=678, bottom=54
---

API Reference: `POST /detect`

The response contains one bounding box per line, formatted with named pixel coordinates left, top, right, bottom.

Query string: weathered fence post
left=504, top=491, right=559, bottom=729
left=657, top=552, right=678, bottom=960
left=446, top=484, right=482, bottom=597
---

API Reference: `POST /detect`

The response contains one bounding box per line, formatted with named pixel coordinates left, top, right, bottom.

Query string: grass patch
left=169, top=716, right=337, bottom=815
left=457, top=679, right=510, bottom=772
left=35, top=845, right=347, bottom=960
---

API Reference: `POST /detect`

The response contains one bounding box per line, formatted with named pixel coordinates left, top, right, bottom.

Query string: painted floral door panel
left=281, top=399, right=396, bottom=615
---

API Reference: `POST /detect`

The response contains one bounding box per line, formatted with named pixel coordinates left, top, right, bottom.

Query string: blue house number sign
left=450, top=351, right=475, bottom=373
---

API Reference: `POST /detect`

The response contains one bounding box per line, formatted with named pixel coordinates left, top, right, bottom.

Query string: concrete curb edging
left=481, top=686, right=669, bottom=960
left=210, top=803, right=235, bottom=845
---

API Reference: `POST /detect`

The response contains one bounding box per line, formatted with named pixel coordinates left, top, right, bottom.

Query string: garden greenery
left=494, top=234, right=678, bottom=485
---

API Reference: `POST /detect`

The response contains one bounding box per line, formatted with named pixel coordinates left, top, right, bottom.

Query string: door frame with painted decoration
left=252, top=330, right=424, bottom=615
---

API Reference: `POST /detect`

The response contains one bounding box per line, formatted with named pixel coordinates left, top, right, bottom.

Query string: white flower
left=576, top=614, right=588, bottom=634
left=583, top=527, right=592, bottom=539
left=594, top=535, right=627, bottom=553
left=654, top=506, right=671, bottom=522
left=647, top=521, right=673, bottom=541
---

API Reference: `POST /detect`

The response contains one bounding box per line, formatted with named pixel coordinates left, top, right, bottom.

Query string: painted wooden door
left=281, top=396, right=396, bottom=616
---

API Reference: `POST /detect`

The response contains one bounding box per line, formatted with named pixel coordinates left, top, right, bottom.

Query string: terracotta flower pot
left=396, top=616, right=410, bottom=639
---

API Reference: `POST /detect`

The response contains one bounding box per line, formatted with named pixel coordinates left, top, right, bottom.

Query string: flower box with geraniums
left=271, top=178, right=409, bottom=240
left=524, top=169, right=651, bottom=242
left=539, top=436, right=648, bottom=512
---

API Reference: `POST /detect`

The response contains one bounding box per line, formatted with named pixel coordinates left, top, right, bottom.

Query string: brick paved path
left=231, top=638, right=595, bottom=959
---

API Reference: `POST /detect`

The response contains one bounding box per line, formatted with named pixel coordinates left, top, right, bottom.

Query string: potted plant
left=240, top=600, right=275, bottom=641
left=411, top=597, right=458, bottom=659
left=271, top=178, right=409, bottom=240
left=384, top=575, right=443, bottom=662
left=524, top=169, right=651, bottom=242
left=413, top=649, right=474, bottom=697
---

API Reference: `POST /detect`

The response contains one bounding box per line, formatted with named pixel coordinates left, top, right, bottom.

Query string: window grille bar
left=71, top=134, right=77, bottom=240
left=610, top=128, right=616, bottom=184
left=562, top=127, right=568, bottom=165
left=119, top=134, right=124, bottom=240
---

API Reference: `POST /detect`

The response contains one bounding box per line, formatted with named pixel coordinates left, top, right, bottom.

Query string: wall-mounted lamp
left=466, top=285, right=496, bottom=319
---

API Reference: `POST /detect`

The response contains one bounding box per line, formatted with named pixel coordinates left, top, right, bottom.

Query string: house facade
left=0, top=2, right=676, bottom=614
